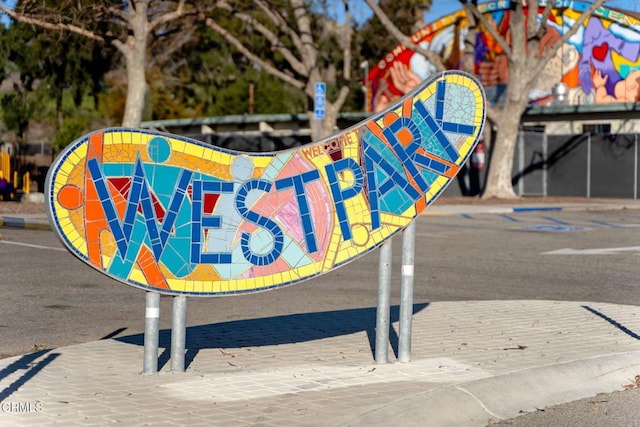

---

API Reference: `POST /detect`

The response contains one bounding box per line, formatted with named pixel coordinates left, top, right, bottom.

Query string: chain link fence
left=513, top=132, right=639, bottom=199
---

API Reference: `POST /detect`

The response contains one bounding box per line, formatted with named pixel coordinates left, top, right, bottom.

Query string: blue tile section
left=235, top=179, right=283, bottom=266
left=275, top=170, right=321, bottom=253
left=191, top=180, right=234, bottom=264
left=325, top=158, right=363, bottom=241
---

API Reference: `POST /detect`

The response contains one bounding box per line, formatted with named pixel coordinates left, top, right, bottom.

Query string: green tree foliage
left=0, top=4, right=116, bottom=152
left=178, top=13, right=307, bottom=117
left=0, top=91, right=34, bottom=143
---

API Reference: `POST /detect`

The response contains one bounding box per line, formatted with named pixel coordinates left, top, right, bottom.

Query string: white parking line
left=542, top=245, right=640, bottom=255
left=0, top=240, right=66, bottom=251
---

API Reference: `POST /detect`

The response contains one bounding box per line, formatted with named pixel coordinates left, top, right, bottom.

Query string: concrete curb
left=0, top=215, right=51, bottom=231
left=344, top=351, right=640, bottom=427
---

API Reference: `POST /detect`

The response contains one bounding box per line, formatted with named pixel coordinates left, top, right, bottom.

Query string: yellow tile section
left=128, top=268, right=148, bottom=286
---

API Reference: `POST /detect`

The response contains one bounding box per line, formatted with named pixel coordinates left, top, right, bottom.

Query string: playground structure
left=0, top=150, right=31, bottom=200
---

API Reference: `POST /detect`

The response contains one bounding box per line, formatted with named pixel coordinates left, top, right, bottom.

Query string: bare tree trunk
left=483, top=71, right=530, bottom=198
left=483, top=107, right=519, bottom=198
left=308, top=102, right=338, bottom=140
left=121, top=46, right=148, bottom=127
left=118, top=2, right=150, bottom=128
left=322, top=103, right=339, bottom=138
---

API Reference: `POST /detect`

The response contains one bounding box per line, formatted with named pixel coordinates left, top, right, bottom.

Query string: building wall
left=366, top=1, right=640, bottom=112
left=527, top=118, right=640, bottom=135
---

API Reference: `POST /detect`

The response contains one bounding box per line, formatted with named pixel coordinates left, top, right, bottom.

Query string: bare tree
left=0, top=0, right=196, bottom=127
left=205, top=0, right=353, bottom=140
left=365, top=0, right=606, bottom=198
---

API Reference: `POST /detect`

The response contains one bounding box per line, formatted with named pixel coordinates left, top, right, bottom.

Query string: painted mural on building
left=367, top=0, right=640, bottom=111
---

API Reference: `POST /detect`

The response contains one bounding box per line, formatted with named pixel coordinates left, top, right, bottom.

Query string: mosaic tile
left=46, top=71, right=485, bottom=296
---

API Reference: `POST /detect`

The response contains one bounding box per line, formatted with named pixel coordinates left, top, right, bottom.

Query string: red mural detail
left=106, top=177, right=166, bottom=222
left=109, top=178, right=131, bottom=199
left=203, top=193, right=221, bottom=215
left=593, top=42, right=609, bottom=62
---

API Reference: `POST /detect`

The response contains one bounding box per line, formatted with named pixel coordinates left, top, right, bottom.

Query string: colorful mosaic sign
left=367, top=0, right=640, bottom=109
left=46, top=71, right=486, bottom=296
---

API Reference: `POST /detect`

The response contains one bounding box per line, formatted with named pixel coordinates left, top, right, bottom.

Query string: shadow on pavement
left=582, top=305, right=640, bottom=340
left=116, top=303, right=429, bottom=370
left=0, top=350, right=59, bottom=402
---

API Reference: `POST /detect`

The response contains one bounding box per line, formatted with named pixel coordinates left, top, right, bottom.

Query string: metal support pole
left=143, top=292, right=160, bottom=374
left=634, top=134, right=638, bottom=200
left=587, top=133, right=591, bottom=198
left=398, top=222, right=416, bottom=363
left=542, top=133, right=548, bottom=197
left=315, top=118, right=322, bottom=142
left=170, top=295, right=187, bottom=372
left=375, top=241, right=392, bottom=363
left=517, top=131, right=524, bottom=196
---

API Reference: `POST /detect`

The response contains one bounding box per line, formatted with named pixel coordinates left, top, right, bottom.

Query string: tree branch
left=111, top=39, right=128, bottom=56
left=525, top=0, right=547, bottom=65
left=213, top=1, right=308, bottom=76
left=150, top=26, right=197, bottom=67
left=205, top=18, right=305, bottom=91
left=485, top=103, right=498, bottom=124
left=333, top=0, right=351, bottom=110
left=363, top=0, right=445, bottom=72
left=253, top=0, right=304, bottom=55
left=106, top=4, right=131, bottom=25
left=290, top=0, right=317, bottom=73
left=526, top=0, right=539, bottom=38
left=148, top=0, right=194, bottom=32
left=461, top=2, right=512, bottom=58
left=532, top=0, right=554, bottom=40
left=0, top=4, right=104, bottom=42
left=509, top=1, right=527, bottom=70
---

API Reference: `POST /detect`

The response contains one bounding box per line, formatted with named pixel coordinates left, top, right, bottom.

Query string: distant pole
left=375, top=241, right=392, bottom=363
left=315, top=118, right=322, bottom=142
left=248, top=83, right=255, bottom=115
left=635, top=134, right=638, bottom=199
left=314, top=82, right=326, bottom=141
left=360, top=61, right=369, bottom=112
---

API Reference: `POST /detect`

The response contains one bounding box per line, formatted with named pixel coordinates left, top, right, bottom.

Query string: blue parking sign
left=314, top=82, right=326, bottom=120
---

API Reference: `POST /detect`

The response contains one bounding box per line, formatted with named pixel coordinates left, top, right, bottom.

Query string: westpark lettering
left=87, top=96, right=473, bottom=268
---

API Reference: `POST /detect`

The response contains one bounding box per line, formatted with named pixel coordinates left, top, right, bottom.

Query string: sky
left=0, top=0, right=16, bottom=27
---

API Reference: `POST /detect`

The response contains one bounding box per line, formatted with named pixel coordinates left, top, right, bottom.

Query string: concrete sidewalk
left=0, top=301, right=639, bottom=426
